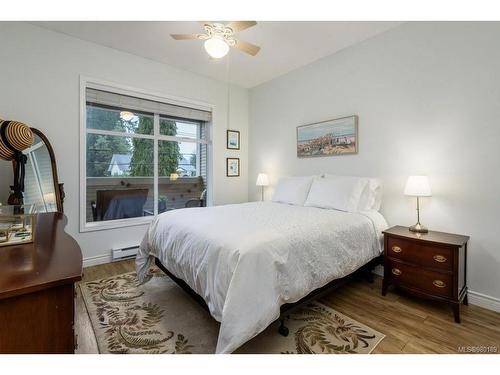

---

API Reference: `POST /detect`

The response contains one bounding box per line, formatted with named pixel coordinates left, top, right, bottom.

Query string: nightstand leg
left=463, top=293, right=468, bottom=306
left=453, top=304, right=461, bottom=323
left=382, top=279, right=388, bottom=296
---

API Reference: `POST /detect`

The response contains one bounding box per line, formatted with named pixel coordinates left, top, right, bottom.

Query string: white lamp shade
left=404, top=176, right=432, bottom=197
left=256, top=173, right=269, bottom=186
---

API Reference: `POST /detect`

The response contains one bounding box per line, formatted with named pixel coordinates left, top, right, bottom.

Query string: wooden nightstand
left=382, top=226, right=469, bottom=323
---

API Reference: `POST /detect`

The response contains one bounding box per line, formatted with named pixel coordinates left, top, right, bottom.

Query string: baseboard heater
left=111, top=245, right=139, bottom=262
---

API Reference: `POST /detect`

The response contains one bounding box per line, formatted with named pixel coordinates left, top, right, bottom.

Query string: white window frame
left=79, top=76, right=214, bottom=232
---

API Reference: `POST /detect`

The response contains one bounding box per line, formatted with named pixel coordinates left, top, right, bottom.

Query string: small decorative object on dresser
left=0, top=204, right=36, bottom=247
left=382, top=226, right=469, bottom=323
left=0, top=120, right=34, bottom=205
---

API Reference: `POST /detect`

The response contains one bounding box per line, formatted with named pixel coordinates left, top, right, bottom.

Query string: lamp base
left=409, top=223, right=428, bottom=233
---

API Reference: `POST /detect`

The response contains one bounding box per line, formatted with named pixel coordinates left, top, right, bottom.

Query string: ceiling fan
left=170, top=21, right=261, bottom=59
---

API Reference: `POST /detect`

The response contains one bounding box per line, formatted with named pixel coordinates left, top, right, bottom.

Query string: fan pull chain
left=226, top=51, right=231, bottom=131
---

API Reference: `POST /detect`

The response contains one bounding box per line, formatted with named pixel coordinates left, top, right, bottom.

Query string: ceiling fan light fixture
left=204, top=36, right=229, bottom=59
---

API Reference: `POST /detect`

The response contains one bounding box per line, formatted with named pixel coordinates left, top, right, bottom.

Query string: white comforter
left=136, top=201, right=388, bottom=354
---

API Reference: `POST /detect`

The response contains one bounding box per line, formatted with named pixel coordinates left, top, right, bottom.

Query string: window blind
left=86, top=88, right=212, bottom=122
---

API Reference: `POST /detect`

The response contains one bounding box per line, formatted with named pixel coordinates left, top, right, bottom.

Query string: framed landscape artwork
left=226, top=157, right=240, bottom=177
left=226, top=130, right=240, bottom=150
left=296, top=115, right=358, bottom=158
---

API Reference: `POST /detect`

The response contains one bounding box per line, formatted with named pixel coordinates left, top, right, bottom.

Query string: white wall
left=0, top=22, right=248, bottom=263
left=249, top=22, right=500, bottom=308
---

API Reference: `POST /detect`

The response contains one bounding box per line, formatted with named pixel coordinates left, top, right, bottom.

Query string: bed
left=136, top=199, right=388, bottom=354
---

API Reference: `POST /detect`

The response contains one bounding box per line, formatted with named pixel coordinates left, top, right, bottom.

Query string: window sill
left=80, top=215, right=153, bottom=233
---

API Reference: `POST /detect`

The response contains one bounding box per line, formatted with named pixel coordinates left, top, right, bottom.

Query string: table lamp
left=256, top=173, right=269, bottom=201
left=404, top=175, right=432, bottom=233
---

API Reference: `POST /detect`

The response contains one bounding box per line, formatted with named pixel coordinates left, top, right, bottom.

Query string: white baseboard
left=83, top=254, right=112, bottom=268
left=468, top=290, right=500, bottom=312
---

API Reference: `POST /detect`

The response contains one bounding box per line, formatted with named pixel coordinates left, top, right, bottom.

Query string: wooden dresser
left=0, top=212, right=82, bottom=353
left=382, top=226, right=469, bottom=323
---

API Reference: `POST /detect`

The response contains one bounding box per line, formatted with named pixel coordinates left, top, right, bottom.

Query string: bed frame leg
left=362, top=256, right=381, bottom=284
left=278, top=317, right=289, bottom=337
left=363, top=269, right=375, bottom=283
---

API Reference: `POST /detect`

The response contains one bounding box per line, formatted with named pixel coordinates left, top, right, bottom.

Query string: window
left=81, top=84, right=211, bottom=230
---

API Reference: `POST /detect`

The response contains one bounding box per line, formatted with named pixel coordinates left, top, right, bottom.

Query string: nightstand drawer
left=387, top=259, right=453, bottom=298
left=387, top=237, right=453, bottom=271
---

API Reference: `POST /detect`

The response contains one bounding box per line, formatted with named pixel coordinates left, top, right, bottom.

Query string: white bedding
left=136, top=201, right=388, bottom=354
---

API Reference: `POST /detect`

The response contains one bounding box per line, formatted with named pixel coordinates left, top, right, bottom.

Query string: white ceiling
left=33, top=21, right=402, bottom=88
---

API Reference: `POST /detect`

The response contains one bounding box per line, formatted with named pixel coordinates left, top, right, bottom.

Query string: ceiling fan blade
left=170, top=34, right=199, bottom=40
left=225, top=21, right=257, bottom=33
left=233, top=39, right=261, bottom=56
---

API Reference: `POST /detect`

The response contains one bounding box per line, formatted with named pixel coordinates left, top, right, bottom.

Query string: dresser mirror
left=19, top=128, right=64, bottom=213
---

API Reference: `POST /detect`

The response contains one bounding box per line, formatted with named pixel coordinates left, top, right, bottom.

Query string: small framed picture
left=226, top=130, right=240, bottom=150
left=226, top=158, right=240, bottom=177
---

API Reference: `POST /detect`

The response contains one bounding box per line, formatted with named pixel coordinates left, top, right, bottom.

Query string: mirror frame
left=12, top=128, right=65, bottom=213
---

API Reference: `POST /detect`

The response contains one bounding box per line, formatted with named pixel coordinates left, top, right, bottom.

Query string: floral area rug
left=80, top=270, right=385, bottom=354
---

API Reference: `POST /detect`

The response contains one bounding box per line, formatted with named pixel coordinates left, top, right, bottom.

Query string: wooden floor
left=76, top=259, right=500, bottom=354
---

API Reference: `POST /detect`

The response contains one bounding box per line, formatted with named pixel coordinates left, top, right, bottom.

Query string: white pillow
left=304, top=175, right=369, bottom=212
left=325, top=174, right=382, bottom=211
left=358, top=178, right=382, bottom=211
left=272, top=176, right=314, bottom=206
left=367, top=178, right=382, bottom=211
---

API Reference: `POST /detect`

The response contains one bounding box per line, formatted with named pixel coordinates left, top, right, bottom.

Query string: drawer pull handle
left=392, top=246, right=402, bottom=253
left=392, top=268, right=402, bottom=276
left=433, top=280, right=446, bottom=288
left=433, top=255, right=447, bottom=263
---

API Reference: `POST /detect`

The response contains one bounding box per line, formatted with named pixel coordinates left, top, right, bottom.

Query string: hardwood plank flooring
left=76, top=259, right=500, bottom=354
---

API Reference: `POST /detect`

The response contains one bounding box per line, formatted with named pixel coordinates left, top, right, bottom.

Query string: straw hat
left=0, top=120, right=34, bottom=161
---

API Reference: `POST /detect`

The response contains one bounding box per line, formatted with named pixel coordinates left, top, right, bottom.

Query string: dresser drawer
left=387, top=237, right=454, bottom=271
left=386, top=259, right=453, bottom=298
